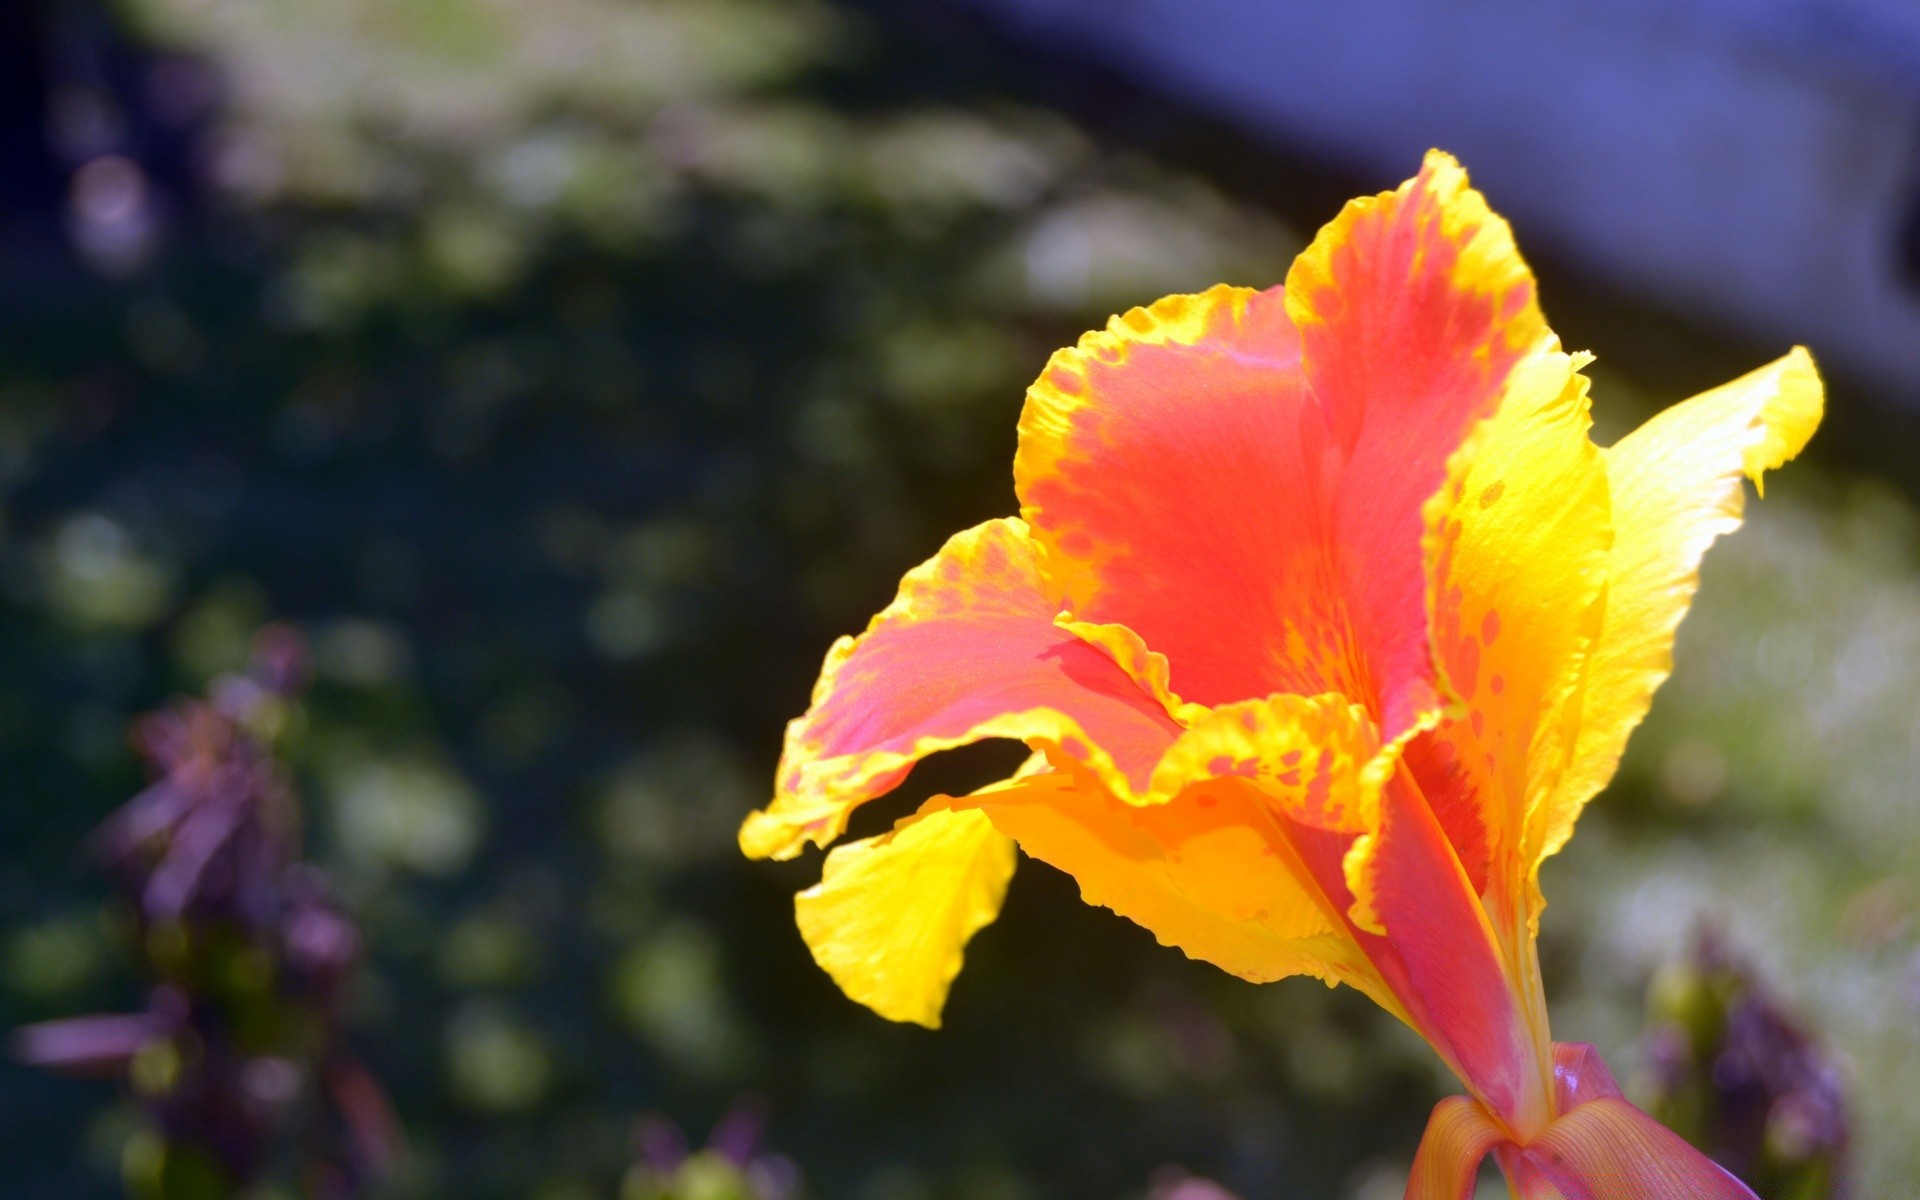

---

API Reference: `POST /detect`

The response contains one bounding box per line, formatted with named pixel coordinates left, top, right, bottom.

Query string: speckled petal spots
left=739, top=518, right=1182, bottom=861
left=1144, top=691, right=1383, bottom=823
left=1015, top=155, right=1549, bottom=739
left=1415, top=348, right=1612, bottom=925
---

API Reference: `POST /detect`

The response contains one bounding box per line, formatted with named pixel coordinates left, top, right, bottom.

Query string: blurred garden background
left=1, top=1, right=1917, bottom=1197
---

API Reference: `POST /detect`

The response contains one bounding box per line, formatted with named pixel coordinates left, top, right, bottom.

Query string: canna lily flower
left=740, top=151, right=1822, bottom=1198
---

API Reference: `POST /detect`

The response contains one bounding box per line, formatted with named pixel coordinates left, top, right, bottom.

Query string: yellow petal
left=1414, top=347, right=1613, bottom=926
left=794, top=802, right=1017, bottom=1029
left=1544, top=349, right=1823, bottom=865
left=975, top=772, right=1399, bottom=1016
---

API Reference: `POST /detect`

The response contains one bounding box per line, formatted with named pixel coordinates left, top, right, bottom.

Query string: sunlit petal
left=1337, top=772, right=1541, bottom=1124
left=1145, top=691, right=1383, bottom=818
left=1542, top=349, right=1824, bottom=867
left=1413, top=347, right=1613, bottom=926
left=1015, top=284, right=1338, bottom=709
left=973, top=772, right=1394, bottom=1010
left=748, top=150, right=1824, bottom=1198
left=740, top=517, right=1182, bottom=860
left=1287, top=148, right=1554, bottom=736
left=794, top=800, right=1018, bottom=1029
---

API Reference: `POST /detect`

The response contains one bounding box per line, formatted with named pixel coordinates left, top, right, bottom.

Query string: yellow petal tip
left=737, top=810, right=791, bottom=861
left=1743, top=346, right=1823, bottom=495
left=1341, top=832, right=1387, bottom=936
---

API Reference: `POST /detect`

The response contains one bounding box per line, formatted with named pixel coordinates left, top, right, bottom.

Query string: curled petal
left=1405, top=1095, right=1507, bottom=1200
left=1551, top=1041, right=1624, bottom=1110
left=1055, top=616, right=1208, bottom=725
left=795, top=800, right=1017, bottom=1029
left=975, top=773, right=1392, bottom=1009
left=740, top=518, right=1182, bottom=860
left=1145, top=691, right=1384, bottom=824
left=1519, top=1096, right=1757, bottom=1200
left=1543, top=349, right=1823, bottom=866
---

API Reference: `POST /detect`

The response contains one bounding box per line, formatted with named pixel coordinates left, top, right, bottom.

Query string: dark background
left=3, top=2, right=1916, bottom=1197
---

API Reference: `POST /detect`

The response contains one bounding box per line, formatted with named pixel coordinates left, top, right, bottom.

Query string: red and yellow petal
left=1286, top=149, right=1546, bottom=458
left=1541, top=349, right=1823, bottom=865
left=1286, top=148, right=1555, bottom=737
left=1015, top=284, right=1340, bottom=710
left=1014, top=153, right=1549, bottom=747
left=1334, top=769, right=1547, bottom=1128
left=1144, top=691, right=1386, bottom=824
left=740, top=517, right=1183, bottom=861
left=1055, top=615, right=1209, bottom=725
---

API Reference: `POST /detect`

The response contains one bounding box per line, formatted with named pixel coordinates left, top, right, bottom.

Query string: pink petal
left=1552, top=1041, right=1625, bottom=1110
left=1340, top=773, right=1539, bottom=1123
left=1519, top=1096, right=1757, bottom=1200
left=742, top=518, right=1182, bottom=859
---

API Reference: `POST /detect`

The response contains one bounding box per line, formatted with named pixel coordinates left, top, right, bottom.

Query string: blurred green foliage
left=2, top=1, right=1916, bottom=1198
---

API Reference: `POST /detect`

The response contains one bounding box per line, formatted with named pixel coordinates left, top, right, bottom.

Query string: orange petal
left=972, top=772, right=1395, bottom=1011
left=1055, top=616, right=1209, bottom=725
left=1405, top=1095, right=1508, bottom=1200
left=1015, top=284, right=1344, bottom=710
left=740, top=518, right=1181, bottom=860
left=1286, top=149, right=1547, bottom=457
left=1517, top=1096, right=1757, bottom=1199
left=1144, top=691, right=1384, bottom=821
left=1015, top=152, right=1549, bottom=746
